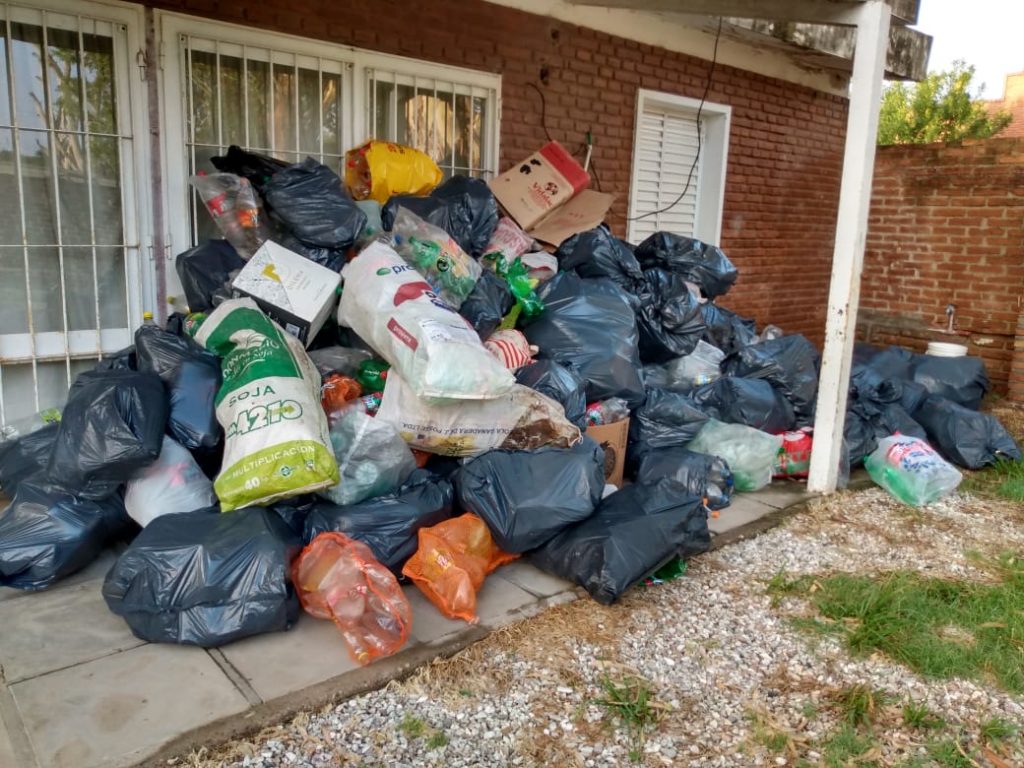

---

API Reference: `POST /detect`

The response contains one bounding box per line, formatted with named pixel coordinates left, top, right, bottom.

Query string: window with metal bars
left=0, top=2, right=143, bottom=430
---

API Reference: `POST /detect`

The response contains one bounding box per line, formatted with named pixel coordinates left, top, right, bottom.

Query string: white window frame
left=0, top=0, right=151, bottom=364
left=159, top=12, right=501, bottom=293
left=627, top=88, right=730, bottom=245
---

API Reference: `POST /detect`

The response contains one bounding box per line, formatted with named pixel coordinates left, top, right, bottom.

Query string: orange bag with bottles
left=401, top=513, right=518, bottom=623
left=344, top=141, right=443, bottom=204
left=292, top=532, right=412, bottom=665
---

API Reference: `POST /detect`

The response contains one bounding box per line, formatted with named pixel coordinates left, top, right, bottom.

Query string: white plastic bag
left=376, top=373, right=580, bottom=457
left=338, top=240, right=514, bottom=401
left=320, top=408, right=417, bottom=506
left=193, top=298, right=338, bottom=511
left=687, top=419, right=783, bottom=492
left=124, top=436, right=217, bottom=526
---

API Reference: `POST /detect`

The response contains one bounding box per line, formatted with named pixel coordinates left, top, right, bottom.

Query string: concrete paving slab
left=476, top=574, right=537, bottom=629
left=754, top=482, right=813, bottom=510
left=709, top=495, right=777, bottom=534
left=0, top=581, right=146, bottom=684
left=494, top=560, right=574, bottom=598
left=0, top=709, right=17, bottom=768
left=11, top=643, right=248, bottom=768
left=219, top=614, right=363, bottom=703
left=405, top=585, right=474, bottom=646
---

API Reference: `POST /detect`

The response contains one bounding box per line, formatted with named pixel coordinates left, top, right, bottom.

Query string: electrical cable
left=527, top=82, right=554, bottom=143
left=628, top=16, right=723, bottom=222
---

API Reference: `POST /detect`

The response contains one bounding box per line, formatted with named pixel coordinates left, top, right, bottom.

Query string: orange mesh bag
left=401, top=513, right=518, bottom=623
left=321, top=373, right=362, bottom=426
left=292, top=532, right=412, bottom=665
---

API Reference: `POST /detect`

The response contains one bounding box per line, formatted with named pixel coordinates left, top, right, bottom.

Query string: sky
left=915, top=0, right=1024, bottom=100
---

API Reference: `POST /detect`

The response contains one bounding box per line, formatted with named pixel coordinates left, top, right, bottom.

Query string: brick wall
left=860, top=138, right=1024, bottom=398
left=145, top=0, right=849, bottom=341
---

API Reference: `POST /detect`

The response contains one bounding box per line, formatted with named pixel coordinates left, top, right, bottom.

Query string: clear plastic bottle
left=865, top=434, right=962, bottom=506
left=142, top=311, right=155, bottom=326
left=585, top=397, right=631, bottom=426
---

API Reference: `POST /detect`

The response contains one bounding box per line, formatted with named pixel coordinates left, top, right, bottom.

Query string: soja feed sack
left=193, top=298, right=338, bottom=511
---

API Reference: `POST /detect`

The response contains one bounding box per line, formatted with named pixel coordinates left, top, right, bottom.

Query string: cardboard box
left=489, top=141, right=614, bottom=246
left=585, top=417, right=629, bottom=488
left=232, top=240, right=340, bottom=346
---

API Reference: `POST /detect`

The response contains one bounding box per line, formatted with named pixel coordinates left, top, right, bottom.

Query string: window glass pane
left=298, top=68, right=320, bottom=154
left=190, top=50, right=217, bottom=145
left=45, top=27, right=83, bottom=134
left=271, top=63, right=296, bottom=151
left=28, top=245, right=65, bottom=333
left=246, top=59, right=269, bottom=149
left=65, top=245, right=97, bottom=331
left=0, top=26, right=10, bottom=126
left=0, top=127, right=22, bottom=244
left=219, top=54, right=244, bottom=146
left=9, top=23, right=46, bottom=131
left=82, top=32, right=115, bottom=134
left=97, top=245, right=127, bottom=328
left=0, top=244, right=29, bottom=333
left=89, top=134, right=123, bottom=245
left=395, top=83, right=413, bottom=147
left=321, top=72, right=340, bottom=155
left=19, top=128, right=57, bottom=246
left=373, top=79, right=392, bottom=139
left=454, top=93, right=471, bottom=171
left=472, top=96, right=486, bottom=173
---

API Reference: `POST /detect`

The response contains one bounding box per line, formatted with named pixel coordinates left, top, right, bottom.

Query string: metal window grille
left=179, top=33, right=351, bottom=245
left=367, top=68, right=496, bottom=180
left=0, top=3, right=138, bottom=431
left=628, top=105, right=704, bottom=244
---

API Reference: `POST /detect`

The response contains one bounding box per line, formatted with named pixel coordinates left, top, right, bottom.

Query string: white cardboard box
left=231, top=240, right=340, bottom=346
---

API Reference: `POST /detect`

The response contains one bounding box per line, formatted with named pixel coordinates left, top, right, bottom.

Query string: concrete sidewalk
left=0, top=482, right=811, bottom=768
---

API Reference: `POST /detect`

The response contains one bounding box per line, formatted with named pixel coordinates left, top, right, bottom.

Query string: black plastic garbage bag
left=524, top=273, right=645, bottom=408
left=0, top=480, right=131, bottom=590
left=636, top=268, right=706, bottom=364
left=47, top=370, right=168, bottom=500
left=211, top=145, right=290, bottom=193
left=724, top=335, right=820, bottom=426
left=914, top=395, right=1021, bottom=469
left=844, top=409, right=877, bottom=467
left=691, top=376, right=796, bottom=434
left=103, top=506, right=300, bottom=647
left=515, top=360, right=588, bottom=430
left=135, top=326, right=222, bottom=452
left=912, top=355, right=990, bottom=411
left=175, top=239, right=246, bottom=313
left=700, top=303, right=757, bottom=356
left=268, top=495, right=317, bottom=539
left=0, top=423, right=59, bottom=497
left=633, top=447, right=733, bottom=510
left=530, top=478, right=710, bottom=605
left=262, top=158, right=366, bottom=267
left=556, top=225, right=644, bottom=293
left=459, top=268, right=513, bottom=340
left=383, top=176, right=499, bottom=257
left=454, top=439, right=605, bottom=553
left=304, top=470, right=453, bottom=575
left=95, top=346, right=137, bottom=372
left=850, top=363, right=928, bottom=414
left=863, top=345, right=916, bottom=382
left=629, top=388, right=710, bottom=456
left=634, top=233, right=738, bottom=299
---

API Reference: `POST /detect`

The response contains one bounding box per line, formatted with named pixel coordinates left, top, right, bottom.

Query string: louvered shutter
left=628, top=105, right=704, bottom=244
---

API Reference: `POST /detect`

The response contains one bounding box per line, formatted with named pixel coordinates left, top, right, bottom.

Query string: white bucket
left=926, top=341, right=968, bottom=358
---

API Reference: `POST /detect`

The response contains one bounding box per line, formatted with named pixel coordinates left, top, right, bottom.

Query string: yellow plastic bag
left=345, top=141, right=442, bottom=204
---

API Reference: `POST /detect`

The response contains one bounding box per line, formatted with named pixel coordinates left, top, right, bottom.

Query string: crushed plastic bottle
left=292, top=532, right=412, bottom=665
left=864, top=433, right=962, bottom=507
left=585, top=397, right=630, bottom=426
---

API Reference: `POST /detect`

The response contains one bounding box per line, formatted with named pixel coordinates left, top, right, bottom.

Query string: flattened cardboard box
left=232, top=240, right=340, bottom=346
left=585, top=417, right=629, bottom=488
left=489, top=141, right=614, bottom=246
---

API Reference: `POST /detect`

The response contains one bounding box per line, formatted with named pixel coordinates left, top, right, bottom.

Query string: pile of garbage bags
left=0, top=139, right=1019, bottom=667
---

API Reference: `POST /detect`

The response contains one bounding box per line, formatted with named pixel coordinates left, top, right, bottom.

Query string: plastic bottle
left=864, top=434, right=962, bottom=507
left=142, top=311, right=155, bottom=326
left=585, top=397, right=630, bottom=426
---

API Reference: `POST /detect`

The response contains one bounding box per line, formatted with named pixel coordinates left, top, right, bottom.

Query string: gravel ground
left=185, top=487, right=1024, bottom=768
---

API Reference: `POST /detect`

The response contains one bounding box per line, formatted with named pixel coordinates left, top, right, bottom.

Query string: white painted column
left=807, top=0, right=891, bottom=493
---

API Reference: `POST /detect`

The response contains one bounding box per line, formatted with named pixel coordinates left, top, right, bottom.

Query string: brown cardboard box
left=489, top=141, right=614, bottom=245
left=585, top=417, right=629, bottom=488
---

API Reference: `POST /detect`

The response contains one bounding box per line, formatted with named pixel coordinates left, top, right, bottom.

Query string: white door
left=0, top=1, right=148, bottom=430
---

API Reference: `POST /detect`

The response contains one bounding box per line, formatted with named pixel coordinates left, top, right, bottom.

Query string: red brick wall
left=144, top=0, right=848, bottom=340
left=860, top=138, right=1024, bottom=398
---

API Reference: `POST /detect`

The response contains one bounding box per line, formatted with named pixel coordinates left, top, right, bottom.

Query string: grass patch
left=776, top=559, right=1024, bottom=693
left=960, top=458, right=1024, bottom=503
left=819, top=724, right=879, bottom=767
left=399, top=715, right=426, bottom=739
left=426, top=731, right=449, bottom=750
left=833, top=684, right=886, bottom=728
left=592, top=674, right=664, bottom=762
left=901, top=701, right=945, bottom=730
left=747, top=709, right=795, bottom=755
left=926, top=738, right=977, bottom=767
left=980, top=716, right=1017, bottom=744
